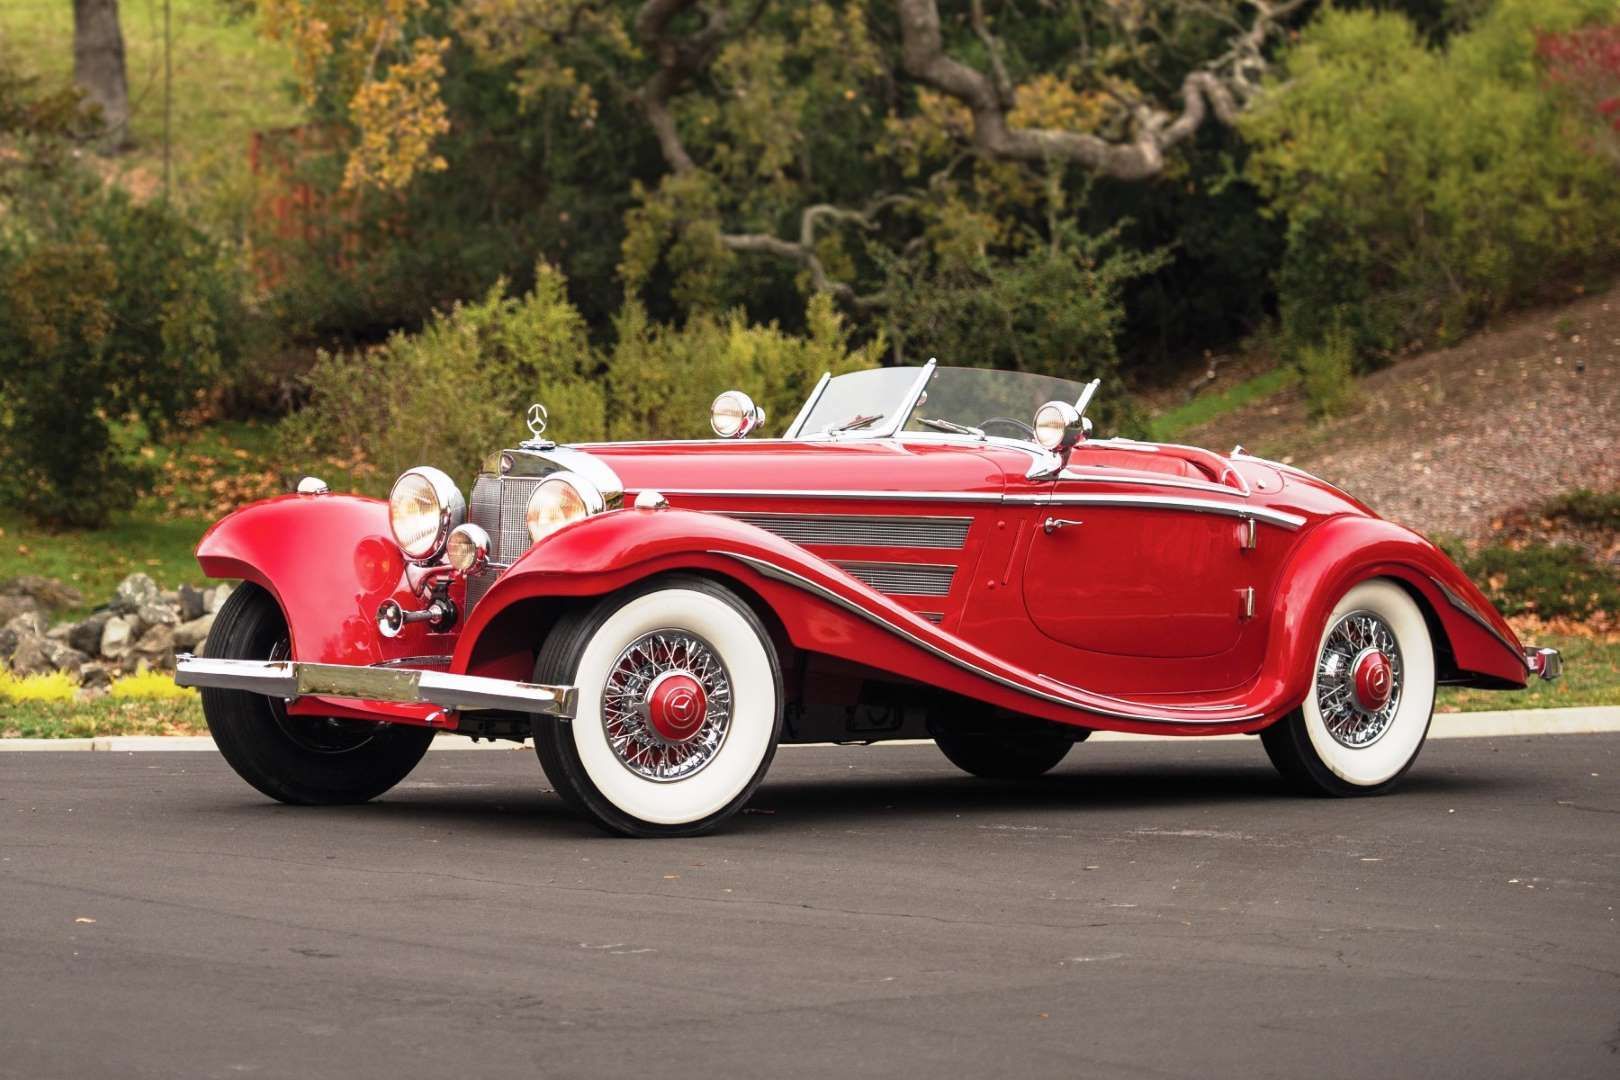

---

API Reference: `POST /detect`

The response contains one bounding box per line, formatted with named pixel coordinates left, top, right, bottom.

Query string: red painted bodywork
left=195, top=434, right=1532, bottom=736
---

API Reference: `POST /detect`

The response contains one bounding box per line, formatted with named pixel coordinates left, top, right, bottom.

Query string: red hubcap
left=1351, top=649, right=1394, bottom=712
left=642, top=671, right=708, bottom=743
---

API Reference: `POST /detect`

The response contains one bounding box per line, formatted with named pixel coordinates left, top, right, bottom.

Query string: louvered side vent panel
left=722, top=513, right=970, bottom=549
left=831, top=561, right=956, bottom=598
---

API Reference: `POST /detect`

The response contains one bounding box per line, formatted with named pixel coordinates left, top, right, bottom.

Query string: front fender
left=195, top=494, right=452, bottom=670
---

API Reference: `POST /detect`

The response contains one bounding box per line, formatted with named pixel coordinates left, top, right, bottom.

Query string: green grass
left=1148, top=367, right=1299, bottom=442
left=0, top=697, right=206, bottom=738
left=0, top=0, right=299, bottom=208
left=1438, top=632, right=1620, bottom=712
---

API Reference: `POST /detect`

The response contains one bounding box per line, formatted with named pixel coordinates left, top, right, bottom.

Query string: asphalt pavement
left=2, top=735, right=1616, bottom=1080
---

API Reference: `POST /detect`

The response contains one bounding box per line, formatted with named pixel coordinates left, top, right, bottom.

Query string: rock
left=77, top=661, right=113, bottom=692
left=178, top=584, right=207, bottom=622
left=0, top=593, right=41, bottom=626
left=132, top=624, right=176, bottom=669
left=171, top=613, right=215, bottom=651
left=7, top=633, right=77, bottom=677
left=0, top=574, right=83, bottom=612
left=100, top=615, right=136, bottom=660
left=43, top=641, right=87, bottom=674
left=206, top=584, right=234, bottom=615
left=46, top=621, right=73, bottom=641
left=68, top=611, right=113, bottom=656
left=112, top=573, right=161, bottom=614
left=0, top=611, right=47, bottom=662
left=8, top=635, right=53, bottom=676
left=137, top=602, right=180, bottom=628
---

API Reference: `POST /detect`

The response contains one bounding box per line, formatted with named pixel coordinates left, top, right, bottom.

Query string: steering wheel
left=979, top=416, right=1036, bottom=440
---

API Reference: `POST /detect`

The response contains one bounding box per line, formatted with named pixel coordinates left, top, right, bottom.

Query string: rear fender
left=1257, top=516, right=1529, bottom=705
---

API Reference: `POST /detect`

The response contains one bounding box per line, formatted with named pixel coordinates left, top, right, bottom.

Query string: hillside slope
left=1179, top=286, right=1620, bottom=541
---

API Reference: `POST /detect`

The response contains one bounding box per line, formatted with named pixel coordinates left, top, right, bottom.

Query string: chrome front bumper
left=174, top=654, right=578, bottom=718
left=1525, top=647, right=1562, bottom=682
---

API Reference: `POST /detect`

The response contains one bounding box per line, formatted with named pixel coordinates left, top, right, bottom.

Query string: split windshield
left=791, top=365, right=1095, bottom=441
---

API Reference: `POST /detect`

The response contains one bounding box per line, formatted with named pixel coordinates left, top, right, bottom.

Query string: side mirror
left=710, top=390, right=766, bottom=439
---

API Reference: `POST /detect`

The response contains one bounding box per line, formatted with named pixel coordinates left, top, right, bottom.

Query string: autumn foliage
left=1538, top=23, right=1620, bottom=160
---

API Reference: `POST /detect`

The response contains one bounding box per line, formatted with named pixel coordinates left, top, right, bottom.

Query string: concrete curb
left=2, top=706, right=1616, bottom=752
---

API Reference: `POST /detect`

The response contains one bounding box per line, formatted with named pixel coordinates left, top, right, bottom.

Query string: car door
left=1020, top=471, right=1257, bottom=660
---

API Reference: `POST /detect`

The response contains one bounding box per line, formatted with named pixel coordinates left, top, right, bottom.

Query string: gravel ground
left=1185, top=286, right=1620, bottom=541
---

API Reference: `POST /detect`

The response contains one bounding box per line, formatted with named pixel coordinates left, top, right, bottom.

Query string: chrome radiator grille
left=465, top=473, right=541, bottom=609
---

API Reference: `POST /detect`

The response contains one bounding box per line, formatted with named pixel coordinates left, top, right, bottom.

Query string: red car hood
left=573, top=438, right=1020, bottom=497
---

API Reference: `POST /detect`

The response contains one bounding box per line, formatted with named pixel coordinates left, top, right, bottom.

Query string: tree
left=72, top=0, right=131, bottom=150
left=254, top=0, right=1306, bottom=322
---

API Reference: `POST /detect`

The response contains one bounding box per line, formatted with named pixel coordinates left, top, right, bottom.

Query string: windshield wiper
left=824, top=413, right=883, bottom=435
left=916, top=417, right=984, bottom=439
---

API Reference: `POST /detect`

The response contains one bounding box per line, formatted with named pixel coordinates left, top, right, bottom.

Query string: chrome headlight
left=388, top=466, right=465, bottom=563
left=710, top=390, right=765, bottom=438
left=526, top=471, right=605, bottom=543
left=1033, top=400, right=1084, bottom=452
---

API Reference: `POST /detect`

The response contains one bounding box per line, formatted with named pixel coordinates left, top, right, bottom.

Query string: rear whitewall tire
left=533, top=577, right=783, bottom=837
left=1262, top=579, right=1436, bottom=796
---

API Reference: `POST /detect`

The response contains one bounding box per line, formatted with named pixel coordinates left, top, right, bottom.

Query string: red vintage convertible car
left=176, top=361, right=1560, bottom=835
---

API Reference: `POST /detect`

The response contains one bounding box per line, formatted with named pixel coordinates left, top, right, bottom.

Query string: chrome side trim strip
left=1430, top=578, right=1529, bottom=672
left=714, top=551, right=1262, bottom=724
left=1003, top=492, right=1306, bottom=529
left=175, top=654, right=578, bottom=717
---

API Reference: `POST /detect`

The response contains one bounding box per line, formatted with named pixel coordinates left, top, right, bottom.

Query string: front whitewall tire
left=533, top=577, right=783, bottom=836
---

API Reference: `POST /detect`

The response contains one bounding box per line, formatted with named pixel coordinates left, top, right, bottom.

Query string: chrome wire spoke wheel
left=1314, top=610, right=1404, bottom=750
left=1263, top=579, right=1437, bottom=795
left=601, top=629, right=733, bottom=782
left=532, top=577, right=783, bottom=836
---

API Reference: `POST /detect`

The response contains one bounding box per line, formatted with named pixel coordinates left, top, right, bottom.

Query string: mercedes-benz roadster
left=176, top=361, right=1560, bottom=836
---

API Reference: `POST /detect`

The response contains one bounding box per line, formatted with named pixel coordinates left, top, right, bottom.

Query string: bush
left=0, top=671, right=79, bottom=703
left=878, top=225, right=1163, bottom=436
left=287, top=264, right=607, bottom=491
left=605, top=293, right=883, bottom=440
left=1244, top=0, right=1620, bottom=363
left=291, top=268, right=894, bottom=488
left=0, top=196, right=243, bottom=527
left=1541, top=488, right=1620, bottom=530
left=0, top=74, right=244, bottom=527
left=108, top=671, right=197, bottom=701
left=1298, top=320, right=1360, bottom=418
left=1450, top=541, right=1620, bottom=621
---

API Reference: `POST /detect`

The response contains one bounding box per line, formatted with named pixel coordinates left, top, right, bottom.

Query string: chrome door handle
left=1042, top=517, right=1083, bottom=535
